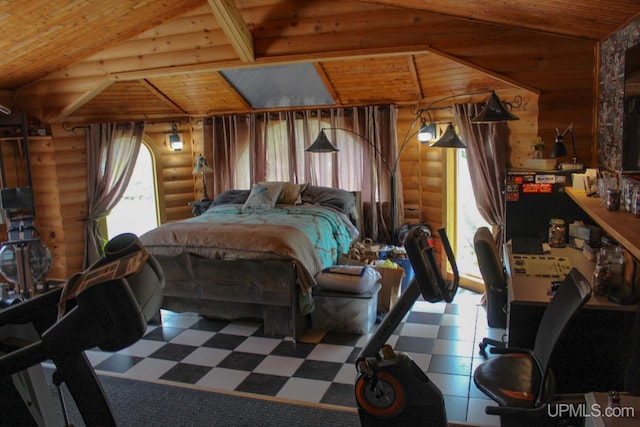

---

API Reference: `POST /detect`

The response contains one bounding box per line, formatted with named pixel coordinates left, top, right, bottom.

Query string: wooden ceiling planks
left=2, top=0, right=639, bottom=123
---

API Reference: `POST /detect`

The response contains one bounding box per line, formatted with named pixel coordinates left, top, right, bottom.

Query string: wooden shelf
left=566, top=187, right=640, bottom=260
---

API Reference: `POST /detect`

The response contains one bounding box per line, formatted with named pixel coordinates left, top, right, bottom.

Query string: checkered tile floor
left=71, top=289, right=505, bottom=426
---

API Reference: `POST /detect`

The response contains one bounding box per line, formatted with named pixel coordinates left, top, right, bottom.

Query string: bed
left=139, top=182, right=360, bottom=340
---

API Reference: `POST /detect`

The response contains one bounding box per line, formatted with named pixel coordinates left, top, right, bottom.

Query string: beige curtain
left=203, top=105, right=400, bottom=243
left=454, top=104, right=508, bottom=246
left=84, top=121, right=145, bottom=267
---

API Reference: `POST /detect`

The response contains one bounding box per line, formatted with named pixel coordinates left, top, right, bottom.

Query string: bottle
left=548, top=218, right=566, bottom=248
left=632, top=185, right=640, bottom=218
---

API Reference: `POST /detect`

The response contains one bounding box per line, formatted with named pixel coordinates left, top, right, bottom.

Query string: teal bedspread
left=185, top=204, right=357, bottom=268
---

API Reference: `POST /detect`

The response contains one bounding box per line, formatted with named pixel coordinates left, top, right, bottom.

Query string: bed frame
left=154, top=191, right=362, bottom=341
left=156, top=254, right=309, bottom=340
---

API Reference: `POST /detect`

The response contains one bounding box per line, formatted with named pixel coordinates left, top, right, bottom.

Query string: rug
left=40, top=368, right=361, bottom=427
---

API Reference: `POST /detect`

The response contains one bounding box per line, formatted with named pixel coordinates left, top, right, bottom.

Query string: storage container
left=311, top=284, right=381, bottom=334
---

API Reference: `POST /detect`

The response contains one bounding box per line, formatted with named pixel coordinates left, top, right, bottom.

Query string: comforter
left=139, top=204, right=358, bottom=294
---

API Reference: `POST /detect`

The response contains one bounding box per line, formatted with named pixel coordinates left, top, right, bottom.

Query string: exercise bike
left=355, top=226, right=459, bottom=426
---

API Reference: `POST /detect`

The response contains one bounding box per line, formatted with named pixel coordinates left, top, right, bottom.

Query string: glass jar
left=606, top=189, right=621, bottom=211
left=548, top=218, right=566, bottom=248
left=592, top=262, right=610, bottom=297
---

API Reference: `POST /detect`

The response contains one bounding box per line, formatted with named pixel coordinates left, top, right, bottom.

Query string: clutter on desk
left=548, top=218, right=567, bottom=248
left=568, top=221, right=603, bottom=252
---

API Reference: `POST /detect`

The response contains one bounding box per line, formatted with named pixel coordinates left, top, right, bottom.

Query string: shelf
left=566, top=187, right=640, bottom=260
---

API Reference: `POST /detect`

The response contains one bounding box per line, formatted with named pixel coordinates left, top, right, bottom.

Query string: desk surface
left=505, top=243, right=636, bottom=311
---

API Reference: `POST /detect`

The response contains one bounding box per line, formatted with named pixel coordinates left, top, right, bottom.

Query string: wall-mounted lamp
left=549, top=122, right=583, bottom=171
left=169, top=123, right=184, bottom=151
left=0, top=104, right=11, bottom=115
left=193, top=155, right=213, bottom=201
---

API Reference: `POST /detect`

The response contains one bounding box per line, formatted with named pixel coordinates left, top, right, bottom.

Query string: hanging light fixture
left=470, top=91, right=520, bottom=123
left=306, top=129, right=340, bottom=152
left=430, top=124, right=466, bottom=148
left=169, top=123, right=184, bottom=151
left=418, top=119, right=437, bottom=142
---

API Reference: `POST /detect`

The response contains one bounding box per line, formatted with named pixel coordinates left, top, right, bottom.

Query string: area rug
left=40, top=368, right=361, bottom=426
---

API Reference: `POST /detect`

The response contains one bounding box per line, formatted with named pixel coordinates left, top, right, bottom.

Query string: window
left=106, top=142, right=159, bottom=238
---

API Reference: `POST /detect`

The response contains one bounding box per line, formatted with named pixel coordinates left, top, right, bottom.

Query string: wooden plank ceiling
left=0, top=0, right=638, bottom=123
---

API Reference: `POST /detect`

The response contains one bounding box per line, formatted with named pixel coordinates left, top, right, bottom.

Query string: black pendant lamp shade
left=306, top=130, right=340, bottom=152
left=471, top=91, right=520, bottom=123
left=430, top=124, right=466, bottom=148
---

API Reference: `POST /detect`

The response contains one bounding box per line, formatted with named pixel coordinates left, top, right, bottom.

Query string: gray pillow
left=211, top=189, right=251, bottom=206
left=301, top=185, right=355, bottom=214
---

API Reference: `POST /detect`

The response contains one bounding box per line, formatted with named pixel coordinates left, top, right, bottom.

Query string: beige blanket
left=140, top=222, right=322, bottom=294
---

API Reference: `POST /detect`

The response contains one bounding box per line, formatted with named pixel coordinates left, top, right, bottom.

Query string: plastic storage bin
left=311, top=284, right=381, bottom=334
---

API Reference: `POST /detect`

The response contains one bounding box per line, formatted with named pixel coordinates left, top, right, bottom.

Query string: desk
left=505, top=243, right=640, bottom=393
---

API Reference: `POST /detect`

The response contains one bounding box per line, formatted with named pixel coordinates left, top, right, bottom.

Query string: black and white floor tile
left=75, top=290, right=505, bottom=426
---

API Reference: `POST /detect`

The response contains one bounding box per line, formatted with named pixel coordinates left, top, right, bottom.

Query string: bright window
left=456, top=149, right=490, bottom=278
left=106, top=143, right=159, bottom=239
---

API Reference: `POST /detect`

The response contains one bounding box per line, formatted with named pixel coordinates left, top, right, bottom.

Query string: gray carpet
left=40, top=368, right=361, bottom=426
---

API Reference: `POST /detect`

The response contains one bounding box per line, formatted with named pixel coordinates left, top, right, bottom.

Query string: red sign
left=522, top=183, right=553, bottom=193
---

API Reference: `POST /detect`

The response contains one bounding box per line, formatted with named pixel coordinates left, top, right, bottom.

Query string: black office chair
left=473, top=268, right=592, bottom=427
left=473, top=227, right=508, bottom=354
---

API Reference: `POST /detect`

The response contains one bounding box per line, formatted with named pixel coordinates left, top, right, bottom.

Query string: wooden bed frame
left=156, top=254, right=310, bottom=340
left=153, top=192, right=362, bottom=341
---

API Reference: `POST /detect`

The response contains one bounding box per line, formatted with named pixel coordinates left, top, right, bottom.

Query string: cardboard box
left=311, top=284, right=381, bottom=334
left=373, top=267, right=404, bottom=313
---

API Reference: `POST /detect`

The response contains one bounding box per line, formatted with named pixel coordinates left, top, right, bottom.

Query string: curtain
left=454, top=104, right=508, bottom=247
left=203, top=106, right=400, bottom=243
left=84, top=122, right=145, bottom=267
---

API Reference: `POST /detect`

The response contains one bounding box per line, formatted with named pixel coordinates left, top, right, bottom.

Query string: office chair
left=473, top=268, right=591, bottom=427
left=473, top=227, right=507, bottom=354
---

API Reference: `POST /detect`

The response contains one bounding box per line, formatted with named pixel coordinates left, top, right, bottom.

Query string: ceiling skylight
left=220, top=63, right=335, bottom=109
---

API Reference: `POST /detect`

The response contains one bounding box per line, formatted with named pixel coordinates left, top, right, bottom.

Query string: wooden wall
left=8, top=97, right=538, bottom=283
left=17, top=121, right=198, bottom=281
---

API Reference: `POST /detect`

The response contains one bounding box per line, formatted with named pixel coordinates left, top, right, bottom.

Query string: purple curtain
left=203, top=106, right=400, bottom=243
left=454, top=104, right=508, bottom=247
left=84, top=121, right=145, bottom=267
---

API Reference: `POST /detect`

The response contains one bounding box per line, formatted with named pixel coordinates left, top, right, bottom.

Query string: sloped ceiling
left=0, top=0, right=638, bottom=123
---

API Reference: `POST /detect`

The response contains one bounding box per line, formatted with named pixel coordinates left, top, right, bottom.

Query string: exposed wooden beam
left=313, top=63, right=341, bottom=106
left=425, top=46, right=541, bottom=96
left=110, top=45, right=432, bottom=81
left=51, top=79, right=115, bottom=122
left=140, top=80, right=189, bottom=115
left=207, top=0, right=254, bottom=63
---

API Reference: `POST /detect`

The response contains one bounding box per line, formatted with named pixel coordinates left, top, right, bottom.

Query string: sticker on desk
left=511, top=255, right=572, bottom=278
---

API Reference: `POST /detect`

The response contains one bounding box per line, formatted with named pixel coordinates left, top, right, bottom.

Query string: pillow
left=211, top=189, right=251, bottom=206
left=243, top=182, right=283, bottom=209
left=260, top=181, right=307, bottom=205
left=301, top=185, right=356, bottom=214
